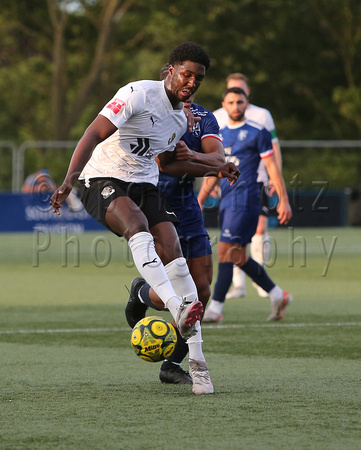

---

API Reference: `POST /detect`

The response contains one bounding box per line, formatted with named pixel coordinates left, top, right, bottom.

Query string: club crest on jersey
left=238, top=130, right=248, bottom=141
left=168, top=133, right=176, bottom=145
left=192, top=122, right=201, bottom=137
left=101, top=186, right=115, bottom=199
left=106, top=98, right=125, bottom=114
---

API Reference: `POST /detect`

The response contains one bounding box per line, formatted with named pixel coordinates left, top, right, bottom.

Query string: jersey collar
left=227, top=118, right=247, bottom=129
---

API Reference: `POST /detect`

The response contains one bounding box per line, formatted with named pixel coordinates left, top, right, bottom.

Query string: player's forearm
left=273, top=141, right=282, bottom=172
left=62, top=138, right=98, bottom=186
left=190, top=150, right=225, bottom=166
left=160, top=160, right=224, bottom=178
left=270, top=171, right=289, bottom=204
left=265, top=160, right=288, bottom=202
left=197, top=176, right=218, bottom=208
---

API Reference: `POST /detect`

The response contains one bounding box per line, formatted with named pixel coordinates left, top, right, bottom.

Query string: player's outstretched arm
left=157, top=151, right=239, bottom=184
left=174, top=139, right=225, bottom=167
left=50, top=115, right=117, bottom=215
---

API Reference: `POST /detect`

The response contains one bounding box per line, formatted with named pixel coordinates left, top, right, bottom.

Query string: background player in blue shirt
left=214, top=73, right=283, bottom=299
left=199, top=87, right=293, bottom=323
left=125, top=64, right=226, bottom=385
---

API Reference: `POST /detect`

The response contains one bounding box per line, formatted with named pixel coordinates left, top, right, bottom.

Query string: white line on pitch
left=0, top=322, right=361, bottom=335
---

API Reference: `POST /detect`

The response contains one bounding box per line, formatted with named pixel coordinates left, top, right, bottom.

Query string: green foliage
left=0, top=0, right=361, bottom=190
left=283, top=147, right=361, bottom=190
left=0, top=148, right=12, bottom=191
left=334, top=86, right=361, bottom=130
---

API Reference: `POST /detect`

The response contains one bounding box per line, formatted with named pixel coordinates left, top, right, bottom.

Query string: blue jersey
left=159, top=103, right=220, bottom=200
left=158, top=103, right=220, bottom=257
left=219, top=120, right=273, bottom=245
left=220, top=120, right=273, bottom=200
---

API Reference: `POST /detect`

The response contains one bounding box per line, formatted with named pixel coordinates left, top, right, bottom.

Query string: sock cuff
left=128, top=231, right=153, bottom=249
left=165, top=257, right=188, bottom=275
left=164, top=256, right=197, bottom=303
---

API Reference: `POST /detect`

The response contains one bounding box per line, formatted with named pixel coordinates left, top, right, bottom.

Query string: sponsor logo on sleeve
left=106, top=98, right=126, bottom=114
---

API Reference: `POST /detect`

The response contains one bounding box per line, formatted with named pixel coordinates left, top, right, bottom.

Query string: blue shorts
left=219, top=191, right=260, bottom=246
left=179, top=234, right=212, bottom=260
left=166, top=193, right=212, bottom=259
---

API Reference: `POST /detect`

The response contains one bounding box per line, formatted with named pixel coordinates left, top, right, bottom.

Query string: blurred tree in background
left=0, top=0, right=360, bottom=190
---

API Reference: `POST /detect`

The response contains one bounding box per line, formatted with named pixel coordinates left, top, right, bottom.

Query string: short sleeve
left=258, top=128, right=274, bottom=159
left=99, top=83, right=146, bottom=129
left=201, top=111, right=221, bottom=140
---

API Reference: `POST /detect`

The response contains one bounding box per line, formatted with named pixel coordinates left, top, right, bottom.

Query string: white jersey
left=79, top=80, right=187, bottom=186
left=213, top=104, right=278, bottom=183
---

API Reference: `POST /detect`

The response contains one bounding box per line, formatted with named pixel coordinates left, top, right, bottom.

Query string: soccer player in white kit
left=212, top=73, right=283, bottom=299
left=50, top=42, right=239, bottom=395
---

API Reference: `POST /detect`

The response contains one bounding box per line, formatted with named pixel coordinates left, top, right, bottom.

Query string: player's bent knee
left=124, top=225, right=149, bottom=241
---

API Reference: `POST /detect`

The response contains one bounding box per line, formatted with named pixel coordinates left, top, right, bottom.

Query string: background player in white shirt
left=212, top=73, right=283, bottom=299
left=50, top=42, right=239, bottom=395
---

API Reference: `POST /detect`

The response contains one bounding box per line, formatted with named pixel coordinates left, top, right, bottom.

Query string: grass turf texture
left=1, top=228, right=360, bottom=449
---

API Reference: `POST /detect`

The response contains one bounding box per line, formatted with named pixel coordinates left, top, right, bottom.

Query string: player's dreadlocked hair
left=168, top=42, right=210, bottom=70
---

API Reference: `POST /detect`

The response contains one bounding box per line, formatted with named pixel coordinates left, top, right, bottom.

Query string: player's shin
left=167, top=328, right=189, bottom=363
left=212, top=262, right=234, bottom=303
left=241, top=257, right=274, bottom=292
left=164, top=257, right=203, bottom=339
left=128, top=231, right=180, bottom=319
left=250, top=232, right=270, bottom=266
left=186, top=321, right=205, bottom=361
left=165, top=257, right=198, bottom=303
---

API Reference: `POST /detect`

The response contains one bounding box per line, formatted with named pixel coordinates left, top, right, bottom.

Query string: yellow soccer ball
left=131, top=316, right=177, bottom=363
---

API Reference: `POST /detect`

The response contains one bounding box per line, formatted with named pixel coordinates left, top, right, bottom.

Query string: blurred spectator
left=22, top=169, right=57, bottom=193
left=22, top=169, right=83, bottom=212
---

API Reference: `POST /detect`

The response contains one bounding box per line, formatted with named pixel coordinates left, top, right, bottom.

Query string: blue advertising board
left=0, top=192, right=104, bottom=233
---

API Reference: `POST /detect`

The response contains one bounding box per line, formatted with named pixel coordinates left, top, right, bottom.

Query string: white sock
left=165, top=258, right=205, bottom=361
left=165, top=257, right=197, bottom=304
left=128, top=232, right=180, bottom=319
left=269, top=285, right=283, bottom=303
left=251, top=232, right=270, bottom=266
left=232, top=265, right=246, bottom=289
left=207, top=299, right=224, bottom=315
left=187, top=321, right=205, bottom=361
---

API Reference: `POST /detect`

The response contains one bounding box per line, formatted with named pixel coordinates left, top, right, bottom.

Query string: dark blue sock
left=139, top=284, right=162, bottom=310
left=241, top=258, right=275, bottom=292
left=212, top=262, right=234, bottom=303
left=166, top=328, right=188, bottom=364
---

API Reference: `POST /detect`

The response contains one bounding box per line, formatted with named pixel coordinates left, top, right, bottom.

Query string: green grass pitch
left=0, top=227, right=360, bottom=449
